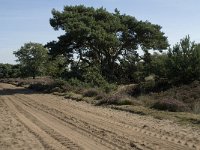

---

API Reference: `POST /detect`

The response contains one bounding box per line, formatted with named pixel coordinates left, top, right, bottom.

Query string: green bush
left=101, top=83, right=117, bottom=93
left=68, top=78, right=88, bottom=87
left=140, top=80, right=155, bottom=93
left=83, top=66, right=111, bottom=88
left=83, top=67, right=103, bottom=86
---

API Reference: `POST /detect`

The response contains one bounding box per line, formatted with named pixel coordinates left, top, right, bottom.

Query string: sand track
left=0, top=83, right=200, bottom=150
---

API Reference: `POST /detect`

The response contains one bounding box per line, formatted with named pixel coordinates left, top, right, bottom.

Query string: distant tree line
left=1, top=5, right=200, bottom=90
left=0, top=63, right=21, bottom=78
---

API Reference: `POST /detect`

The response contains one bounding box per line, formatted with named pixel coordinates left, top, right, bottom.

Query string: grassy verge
left=111, top=105, right=200, bottom=127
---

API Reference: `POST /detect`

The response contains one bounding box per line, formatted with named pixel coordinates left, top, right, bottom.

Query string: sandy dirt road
left=0, top=83, right=200, bottom=150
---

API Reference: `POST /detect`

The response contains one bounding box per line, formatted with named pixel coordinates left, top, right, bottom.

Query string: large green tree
left=14, top=42, right=48, bottom=78
left=46, top=5, right=168, bottom=80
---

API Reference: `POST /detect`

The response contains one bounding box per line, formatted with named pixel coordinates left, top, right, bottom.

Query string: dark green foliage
left=117, top=54, right=141, bottom=83
left=145, top=52, right=168, bottom=78
left=67, top=78, right=88, bottom=87
left=139, top=76, right=171, bottom=94
left=83, top=66, right=108, bottom=87
left=46, top=5, right=168, bottom=82
left=120, top=77, right=170, bottom=96
left=45, top=55, right=66, bottom=77
left=0, top=64, right=21, bottom=78
left=0, top=64, right=11, bottom=78
left=131, top=36, right=200, bottom=92
left=14, top=42, right=48, bottom=79
left=82, top=66, right=117, bottom=93
left=166, top=36, right=200, bottom=84
left=62, top=63, right=84, bottom=81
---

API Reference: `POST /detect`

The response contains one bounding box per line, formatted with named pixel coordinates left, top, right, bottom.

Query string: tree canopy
left=166, top=36, right=200, bottom=84
left=46, top=5, right=169, bottom=80
left=14, top=42, right=48, bottom=78
left=0, top=63, right=21, bottom=78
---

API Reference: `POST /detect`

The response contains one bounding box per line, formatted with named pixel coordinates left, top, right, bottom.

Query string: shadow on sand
left=0, top=88, right=36, bottom=96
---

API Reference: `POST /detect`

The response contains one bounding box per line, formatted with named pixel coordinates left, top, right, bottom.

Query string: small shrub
left=102, top=83, right=117, bottom=93
left=118, top=99, right=133, bottom=105
left=125, top=84, right=138, bottom=95
left=64, top=92, right=83, bottom=101
left=137, top=77, right=171, bottom=95
left=151, top=80, right=200, bottom=110
left=97, top=94, right=133, bottom=106
left=97, top=94, right=120, bottom=105
left=54, top=79, right=66, bottom=86
left=140, top=75, right=156, bottom=93
left=82, top=66, right=117, bottom=93
left=68, top=78, right=88, bottom=87
left=50, top=87, right=62, bottom=93
left=60, top=83, right=72, bottom=92
left=138, top=95, right=156, bottom=107
left=117, top=84, right=140, bottom=96
left=95, top=93, right=107, bottom=100
left=66, top=78, right=90, bottom=93
left=29, top=82, right=62, bottom=93
left=74, top=87, right=85, bottom=94
left=152, top=98, right=189, bottom=112
left=83, top=89, right=99, bottom=97
left=83, top=66, right=108, bottom=87
left=192, top=101, right=200, bottom=114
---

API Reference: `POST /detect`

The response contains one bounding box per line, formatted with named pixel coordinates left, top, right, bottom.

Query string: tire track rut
left=11, top=95, right=140, bottom=150
left=6, top=97, right=83, bottom=150
left=14, top=94, right=197, bottom=150
left=1, top=97, right=66, bottom=150
left=5, top=97, right=113, bottom=150
left=1, top=83, right=200, bottom=150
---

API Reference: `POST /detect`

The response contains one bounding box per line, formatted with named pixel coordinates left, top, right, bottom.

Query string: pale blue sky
left=0, top=0, right=200, bottom=64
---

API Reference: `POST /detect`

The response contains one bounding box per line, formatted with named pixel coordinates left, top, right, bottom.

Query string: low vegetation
left=83, top=89, right=99, bottom=97
left=151, top=98, right=189, bottom=112
left=0, top=5, right=200, bottom=126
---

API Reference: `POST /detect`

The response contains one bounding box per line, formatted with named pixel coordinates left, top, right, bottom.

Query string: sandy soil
left=0, top=83, right=200, bottom=150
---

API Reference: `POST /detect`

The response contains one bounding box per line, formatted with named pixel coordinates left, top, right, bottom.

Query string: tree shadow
left=0, top=88, right=36, bottom=96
